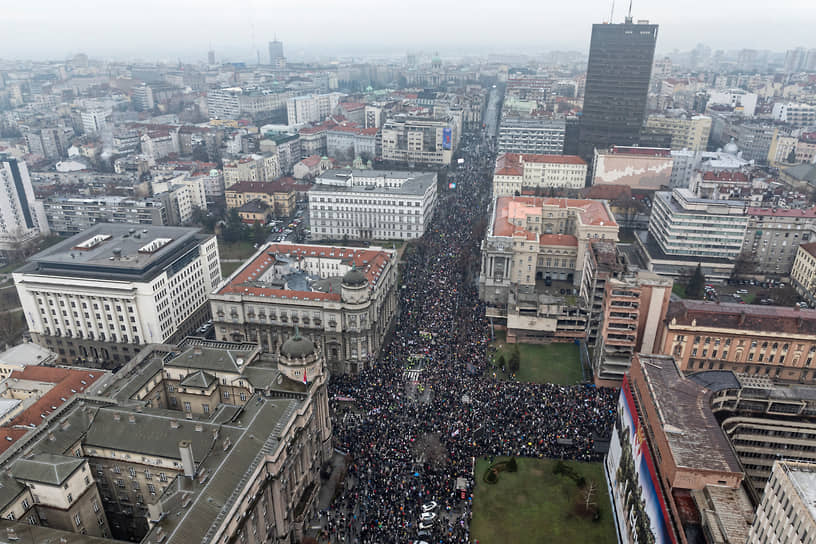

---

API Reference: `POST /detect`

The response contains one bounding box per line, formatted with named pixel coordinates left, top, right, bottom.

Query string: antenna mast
left=609, top=0, right=615, bottom=23
left=625, top=0, right=633, bottom=23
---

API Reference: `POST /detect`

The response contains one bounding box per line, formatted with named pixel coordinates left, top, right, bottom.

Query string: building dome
left=280, top=328, right=316, bottom=359
left=342, top=267, right=368, bottom=287
left=724, top=140, right=739, bottom=155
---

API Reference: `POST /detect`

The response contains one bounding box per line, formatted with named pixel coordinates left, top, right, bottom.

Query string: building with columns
left=209, top=243, right=398, bottom=375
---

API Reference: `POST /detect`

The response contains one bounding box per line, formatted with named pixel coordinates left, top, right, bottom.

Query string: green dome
left=342, top=267, right=367, bottom=287
left=281, top=330, right=316, bottom=359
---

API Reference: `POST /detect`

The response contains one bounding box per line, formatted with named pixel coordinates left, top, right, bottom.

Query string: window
left=93, top=500, right=100, bottom=513
left=74, top=513, right=82, bottom=526
left=183, top=401, right=191, bottom=412
left=22, top=499, right=30, bottom=509
left=223, top=391, right=230, bottom=399
left=148, top=483, right=156, bottom=495
left=67, top=493, right=73, bottom=504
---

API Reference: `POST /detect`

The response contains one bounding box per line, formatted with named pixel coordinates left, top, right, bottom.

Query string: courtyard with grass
left=490, top=331, right=584, bottom=385
left=218, top=240, right=258, bottom=261
left=472, top=457, right=616, bottom=544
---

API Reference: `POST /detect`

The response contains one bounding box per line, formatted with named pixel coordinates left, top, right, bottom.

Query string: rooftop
left=491, top=196, right=616, bottom=240
left=0, top=343, right=55, bottom=368
left=16, top=224, right=208, bottom=283
left=782, top=461, right=816, bottom=523
left=11, top=453, right=83, bottom=486
left=226, top=181, right=293, bottom=194
left=217, top=243, right=393, bottom=302
left=666, top=299, right=816, bottom=335
left=748, top=206, right=816, bottom=218
left=635, top=354, right=743, bottom=474
left=496, top=152, right=586, bottom=167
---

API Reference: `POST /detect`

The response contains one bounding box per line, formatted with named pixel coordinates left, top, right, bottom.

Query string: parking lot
left=703, top=279, right=806, bottom=308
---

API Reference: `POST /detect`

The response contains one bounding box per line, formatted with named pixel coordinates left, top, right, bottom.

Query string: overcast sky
left=2, top=0, right=816, bottom=62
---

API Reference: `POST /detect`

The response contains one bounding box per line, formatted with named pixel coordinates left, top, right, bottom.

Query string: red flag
left=303, top=368, right=308, bottom=385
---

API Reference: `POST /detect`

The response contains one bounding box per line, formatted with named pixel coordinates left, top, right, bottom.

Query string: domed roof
left=342, top=266, right=367, bottom=287
left=724, top=140, right=739, bottom=155
left=281, top=328, right=316, bottom=359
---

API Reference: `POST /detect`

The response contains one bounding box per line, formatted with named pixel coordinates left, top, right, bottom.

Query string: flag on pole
left=303, top=368, right=308, bottom=385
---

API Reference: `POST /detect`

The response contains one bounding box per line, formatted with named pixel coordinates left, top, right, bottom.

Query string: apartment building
left=496, top=118, right=566, bottom=155
left=492, top=153, right=587, bottom=196
left=644, top=114, right=712, bottom=152
left=0, top=156, right=50, bottom=258
left=286, top=93, right=343, bottom=125
left=746, top=461, right=816, bottom=544
left=222, top=154, right=280, bottom=189
left=225, top=181, right=296, bottom=218
left=13, top=225, right=220, bottom=367
left=43, top=196, right=168, bottom=236
left=771, top=102, right=816, bottom=128
left=308, top=170, right=437, bottom=241
left=741, top=207, right=816, bottom=279
left=380, top=116, right=460, bottom=165
left=210, top=243, right=398, bottom=375
left=580, top=241, right=673, bottom=386
left=0, top=336, right=332, bottom=544
left=656, top=299, right=816, bottom=383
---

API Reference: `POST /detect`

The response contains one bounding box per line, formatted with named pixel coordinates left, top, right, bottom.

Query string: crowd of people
left=317, top=128, right=618, bottom=543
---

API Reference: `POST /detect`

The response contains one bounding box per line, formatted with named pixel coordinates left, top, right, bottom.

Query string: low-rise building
left=492, top=153, right=587, bottom=196
left=656, top=299, right=816, bottom=383
left=0, top=336, right=332, bottom=544
left=309, top=170, right=437, bottom=241
left=222, top=154, right=280, bottom=189
left=210, top=243, right=398, bottom=375
left=43, top=196, right=168, bottom=237
left=592, top=146, right=674, bottom=191
left=380, top=116, right=460, bottom=165
left=13, top=224, right=220, bottom=367
left=771, top=102, right=816, bottom=128
left=0, top=343, right=57, bottom=378
left=225, top=181, right=296, bottom=218
left=293, top=155, right=335, bottom=180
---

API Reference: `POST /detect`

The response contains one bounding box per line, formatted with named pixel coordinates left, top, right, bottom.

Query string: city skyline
left=1, top=0, right=815, bottom=62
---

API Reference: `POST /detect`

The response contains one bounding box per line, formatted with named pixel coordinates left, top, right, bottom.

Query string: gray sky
left=2, top=0, right=815, bottom=61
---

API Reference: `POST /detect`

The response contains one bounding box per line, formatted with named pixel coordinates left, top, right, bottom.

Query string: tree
left=508, top=344, right=521, bottom=374
left=252, top=221, right=267, bottom=244
left=787, top=148, right=797, bottom=164
left=686, top=263, right=706, bottom=300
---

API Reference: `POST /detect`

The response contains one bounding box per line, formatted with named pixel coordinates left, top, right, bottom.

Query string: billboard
left=605, top=380, right=675, bottom=544
left=593, top=154, right=673, bottom=191
left=442, top=127, right=452, bottom=150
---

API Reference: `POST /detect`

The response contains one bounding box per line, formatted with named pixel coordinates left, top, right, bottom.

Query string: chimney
left=170, top=420, right=180, bottom=429
left=128, top=414, right=136, bottom=424
left=178, top=440, right=195, bottom=477
left=739, top=312, right=746, bottom=326
left=147, top=500, right=163, bottom=522
left=113, top=413, right=121, bottom=421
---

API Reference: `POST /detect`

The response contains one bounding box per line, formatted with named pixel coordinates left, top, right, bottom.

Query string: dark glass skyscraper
left=577, top=19, right=658, bottom=165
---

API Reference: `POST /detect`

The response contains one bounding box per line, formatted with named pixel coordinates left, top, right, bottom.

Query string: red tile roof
left=218, top=243, right=393, bottom=300
left=702, top=171, right=750, bottom=182
left=539, top=234, right=578, bottom=247
left=0, top=367, right=103, bottom=454
left=492, top=196, right=616, bottom=239
left=799, top=242, right=816, bottom=258
left=666, top=300, right=816, bottom=335
left=583, top=184, right=632, bottom=201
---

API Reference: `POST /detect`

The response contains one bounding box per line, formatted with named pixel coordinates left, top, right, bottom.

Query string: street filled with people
left=318, top=126, right=618, bottom=543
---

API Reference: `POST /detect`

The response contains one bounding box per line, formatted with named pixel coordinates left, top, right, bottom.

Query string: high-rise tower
left=268, top=38, right=284, bottom=67
left=577, top=17, right=658, bottom=165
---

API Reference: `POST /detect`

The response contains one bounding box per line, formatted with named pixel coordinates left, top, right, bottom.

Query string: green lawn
left=472, top=457, right=617, bottom=544
left=672, top=283, right=687, bottom=298
left=218, top=240, right=257, bottom=261
left=221, top=261, right=243, bottom=278
left=490, top=330, right=583, bottom=385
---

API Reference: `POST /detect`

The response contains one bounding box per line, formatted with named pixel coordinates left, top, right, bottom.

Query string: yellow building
left=644, top=114, right=711, bottom=151
left=225, top=180, right=296, bottom=218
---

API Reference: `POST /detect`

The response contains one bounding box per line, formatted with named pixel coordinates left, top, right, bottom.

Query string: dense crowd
left=317, top=129, right=618, bottom=543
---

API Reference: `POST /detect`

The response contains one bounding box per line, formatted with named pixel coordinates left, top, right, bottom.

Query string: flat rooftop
left=783, top=461, right=816, bottom=523
left=0, top=343, right=55, bottom=367
left=666, top=299, right=816, bottom=335
left=637, top=354, right=743, bottom=474
left=491, top=196, right=616, bottom=240
left=16, top=223, right=208, bottom=283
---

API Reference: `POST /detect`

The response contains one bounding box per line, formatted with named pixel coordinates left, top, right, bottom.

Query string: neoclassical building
left=210, top=243, right=398, bottom=375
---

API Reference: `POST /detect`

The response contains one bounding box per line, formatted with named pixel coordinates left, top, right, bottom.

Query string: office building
left=0, top=336, right=331, bottom=544
left=580, top=242, right=672, bottom=386
left=497, top=118, right=566, bottom=155
left=708, top=90, right=758, bottom=117
left=132, top=84, right=154, bottom=112
left=222, top=154, right=280, bottom=189
left=656, top=299, right=816, bottom=383
left=592, top=146, right=673, bottom=191
left=771, top=102, right=816, bottom=128
left=747, top=461, right=816, bottom=544
left=380, top=116, right=460, bottom=165
left=286, top=93, right=343, bottom=125
left=577, top=18, right=658, bottom=162
left=309, top=170, right=437, bottom=240
left=607, top=353, right=753, bottom=544
left=43, top=196, right=168, bottom=236
left=642, top=189, right=748, bottom=280
left=643, top=114, right=711, bottom=152
left=492, top=153, right=587, bottom=196
left=210, top=243, right=398, bottom=375
left=0, top=157, right=49, bottom=259
left=268, top=38, right=285, bottom=67
left=13, top=224, right=220, bottom=367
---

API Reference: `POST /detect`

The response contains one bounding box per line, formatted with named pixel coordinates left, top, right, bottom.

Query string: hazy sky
left=2, top=0, right=816, bottom=62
